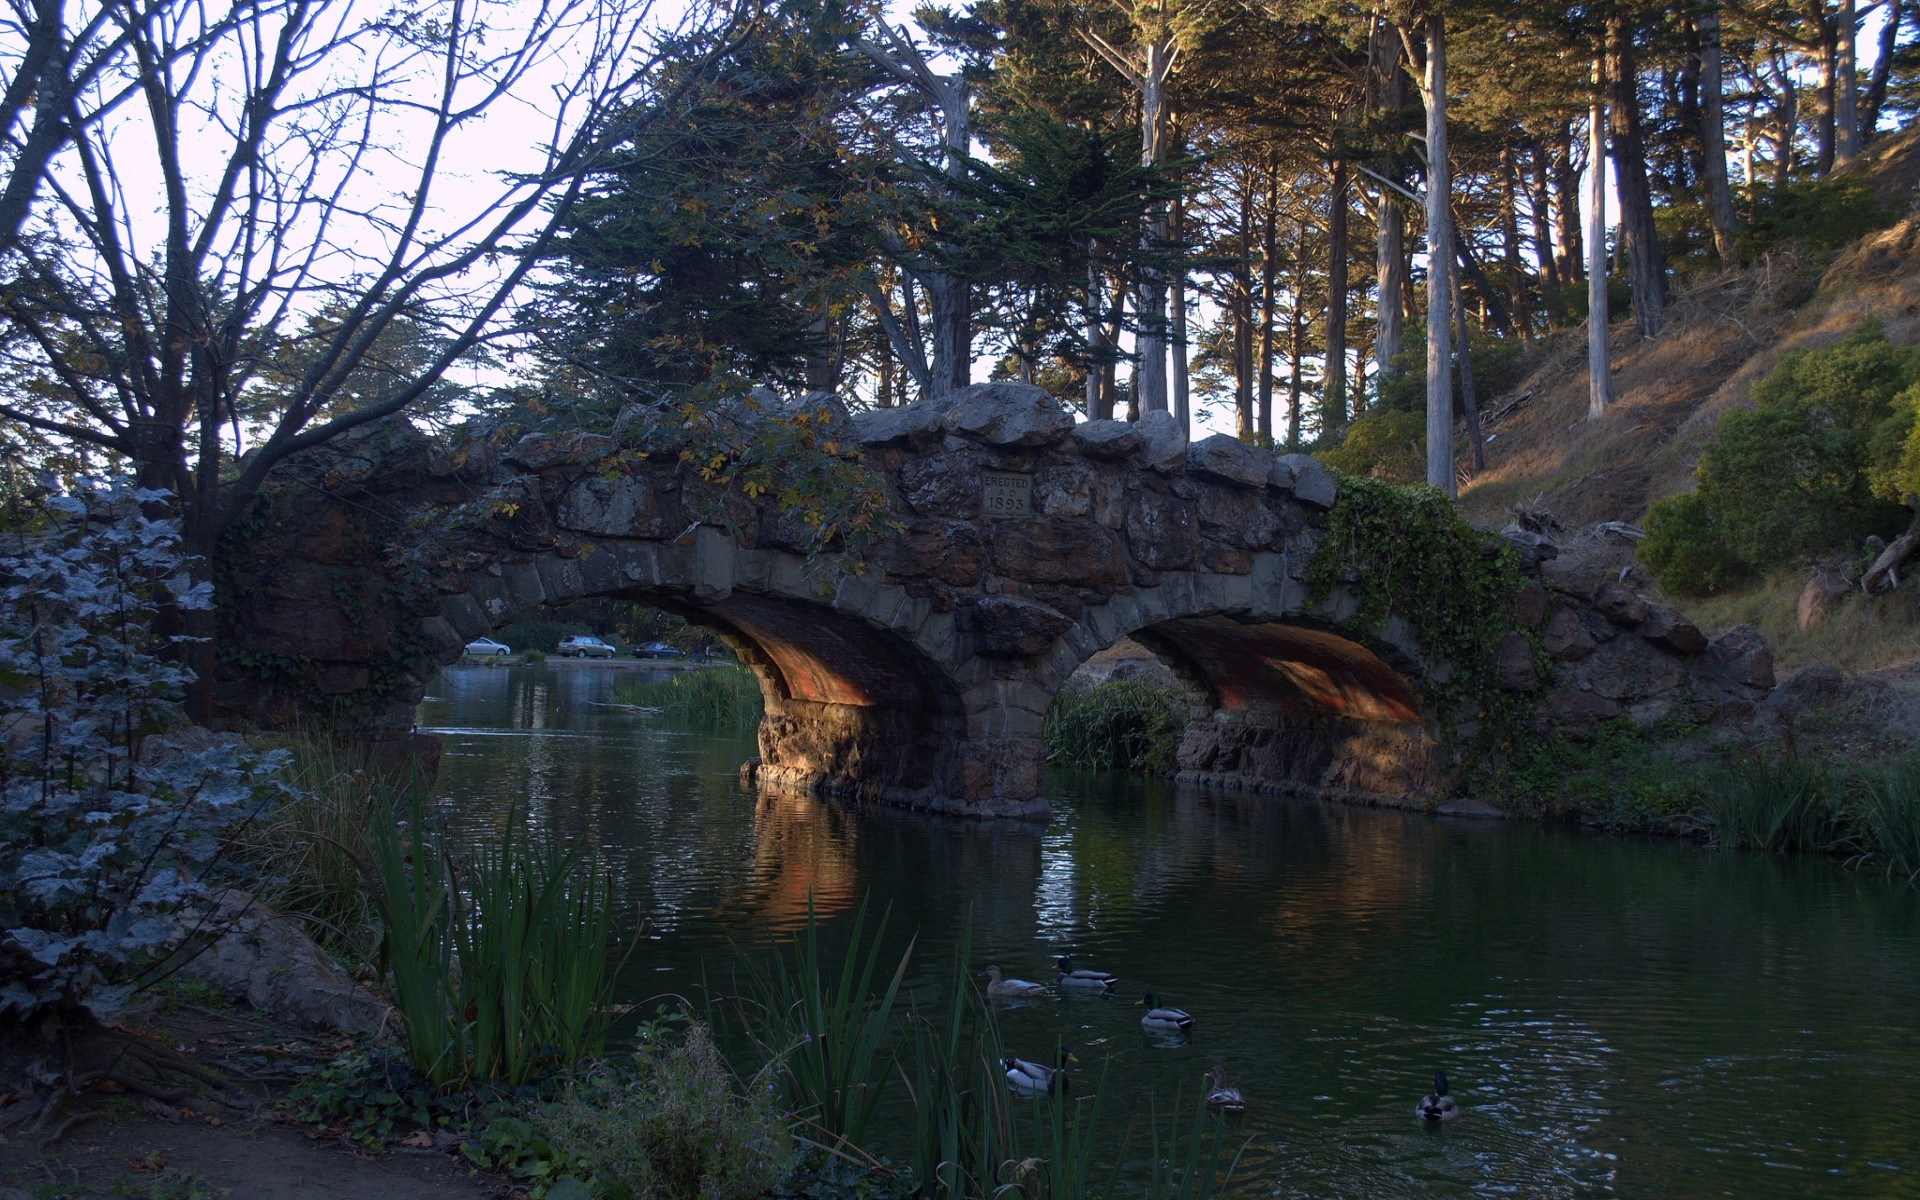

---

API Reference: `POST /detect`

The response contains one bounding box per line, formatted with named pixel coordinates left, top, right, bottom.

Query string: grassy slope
left=1454, top=126, right=1920, bottom=675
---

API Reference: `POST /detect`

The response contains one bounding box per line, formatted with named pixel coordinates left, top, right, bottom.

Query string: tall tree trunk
left=1588, top=60, right=1615, bottom=418
left=1232, top=175, right=1255, bottom=436
left=1325, top=154, right=1350, bottom=433
left=1371, top=20, right=1408, bottom=386
left=1287, top=222, right=1308, bottom=449
left=876, top=322, right=895, bottom=407
left=1677, top=21, right=1704, bottom=190
left=1609, top=15, right=1667, bottom=338
left=1529, top=137, right=1565, bottom=322
left=1773, top=56, right=1799, bottom=186
left=1085, top=255, right=1111, bottom=419
left=1812, top=8, right=1838, bottom=176
left=1258, top=164, right=1279, bottom=445
left=1421, top=13, right=1454, bottom=495
left=1835, top=0, right=1861, bottom=164
left=1699, top=3, right=1739, bottom=259
left=1551, top=120, right=1584, bottom=284
left=1171, top=188, right=1190, bottom=435
left=1450, top=254, right=1484, bottom=472
left=1136, top=38, right=1174, bottom=414
left=1863, top=0, right=1901, bottom=140
left=1499, top=142, right=1527, bottom=340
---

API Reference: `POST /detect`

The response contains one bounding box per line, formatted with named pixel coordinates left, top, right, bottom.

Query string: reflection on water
left=421, top=663, right=1920, bottom=1199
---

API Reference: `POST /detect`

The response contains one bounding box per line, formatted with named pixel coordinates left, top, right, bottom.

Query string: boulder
left=957, top=594, right=1074, bottom=658
left=1540, top=606, right=1597, bottom=661
left=942, top=383, right=1074, bottom=448
left=1691, top=623, right=1776, bottom=694
left=503, top=429, right=615, bottom=472
left=853, top=402, right=944, bottom=447
left=1591, top=580, right=1651, bottom=627
left=1269, top=453, right=1338, bottom=509
left=1796, top=569, right=1853, bottom=632
left=1072, top=419, right=1146, bottom=460
left=1186, top=433, right=1272, bottom=488
left=1548, top=690, right=1622, bottom=739
left=1494, top=632, right=1539, bottom=692
left=171, top=894, right=386, bottom=1033
left=1640, top=603, right=1708, bottom=655
left=784, top=390, right=861, bottom=447
left=1137, top=410, right=1188, bottom=473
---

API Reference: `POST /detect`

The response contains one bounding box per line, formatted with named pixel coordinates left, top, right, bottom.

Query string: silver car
left=556, top=635, right=617, bottom=659
left=464, top=636, right=511, bottom=656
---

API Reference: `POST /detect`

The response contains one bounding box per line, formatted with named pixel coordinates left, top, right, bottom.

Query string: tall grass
left=613, top=665, right=763, bottom=727
left=1702, top=757, right=1847, bottom=852
left=1858, top=763, right=1920, bottom=881
left=1044, top=680, right=1187, bottom=773
left=370, top=798, right=619, bottom=1089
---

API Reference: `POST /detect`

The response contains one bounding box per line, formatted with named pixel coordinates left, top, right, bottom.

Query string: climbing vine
left=1304, top=474, right=1540, bottom=758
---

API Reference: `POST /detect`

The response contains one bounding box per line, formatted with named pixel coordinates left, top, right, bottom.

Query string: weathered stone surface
left=786, top=390, right=860, bottom=446
left=942, top=382, right=1074, bottom=447
left=504, top=429, right=614, bottom=471
left=1548, top=690, right=1622, bottom=739
left=958, top=594, right=1075, bottom=657
left=1758, top=663, right=1846, bottom=721
left=172, top=893, right=386, bottom=1032
left=1578, top=635, right=1686, bottom=701
left=1186, top=434, right=1272, bottom=488
left=899, top=453, right=982, bottom=516
left=1494, top=632, right=1539, bottom=692
left=1125, top=489, right=1199, bottom=570
left=1541, top=606, right=1597, bottom=661
left=1692, top=623, right=1776, bottom=694
left=1137, top=411, right=1188, bottom=473
left=992, top=518, right=1129, bottom=586
left=1035, top=461, right=1096, bottom=517
left=1640, top=603, right=1708, bottom=655
left=1501, top=529, right=1560, bottom=574
left=886, top=520, right=986, bottom=587
left=1797, top=569, right=1852, bottom=632
left=291, top=415, right=432, bottom=491
left=1269, top=453, right=1338, bottom=509
left=1512, top=582, right=1550, bottom=629
left=1592, top=580, right=1651, bottom=626
left=1072, top=419, right=1146, bottom=460
left=854, top=402, right=944, bottom=446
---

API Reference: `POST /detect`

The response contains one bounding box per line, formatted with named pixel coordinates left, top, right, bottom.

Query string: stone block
left=418, top=615, right=464, bottom=655
left=957, top=595, right=1073, bottom=658
left=535, top=555, right=584, bottom=604
left=767, top=552, right=807, bottom=598
left=1035, top=461, right=1096, bottom=517
left=733, top=549, right=772, bottom=592
left=900, top=453, right=983, bottom=516
left=1215, top=571, right=1253, bottom=612
left=853, top=402, right=944, bottom=447
left=616, top=543, right=664, bottom=588
left=1511, top=582, right=1549, bottom=629
left=1548, top=690, right=1621, bottom=739
left=1691, top=623, right=1776, bottom=695
left=440, top=593, right=488, bottom=640
left=1541, top=606, right=1597, bottom=661
left=1125, top=489, right=1199, bottom=570
left=692, top=526, right=735, bottom=600
left=502, top=561, right=546, bottom=610
left=1494, top=632, right=1538, bottom=692
left=1592, top=580, right=1650, bottom=627
left=1138, top=411, right=1188, bottom=473
left=1640, top=603, right=1708, bottom=655
left=942, top=382, right=1074, bottom=448
left=1269, top=453, right=1338, bottom=509
left=1186, top=434, right=1272, bottom=488
left=1072, top=419, right=1145, bottom=460
left=575, top=542, right=623, bottom=594
left=557, top=475, right=656, bottom=537
left=992, top=518, right=1129, bottom=586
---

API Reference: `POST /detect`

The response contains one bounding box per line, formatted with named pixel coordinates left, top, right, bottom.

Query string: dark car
left=630, top=641, right=681, bottom=659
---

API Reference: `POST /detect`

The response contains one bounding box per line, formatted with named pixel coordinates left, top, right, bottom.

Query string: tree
left=0, top=0, right=739, bottom=714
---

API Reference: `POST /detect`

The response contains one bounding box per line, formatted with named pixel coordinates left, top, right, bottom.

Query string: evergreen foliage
left=1640, top=323, right=1920, bottom=595
left=1043, top=679, right=1187, bottom=773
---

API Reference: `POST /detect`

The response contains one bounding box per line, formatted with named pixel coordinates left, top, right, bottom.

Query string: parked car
left=630, top=641, right=681, bottom=659
left=464, top=637, right=511, bottom=656
left=556, top=635, right=617, bottom=659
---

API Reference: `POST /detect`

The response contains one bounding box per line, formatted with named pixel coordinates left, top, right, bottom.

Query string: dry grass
left=1678, top=573, right=1920, bottom=674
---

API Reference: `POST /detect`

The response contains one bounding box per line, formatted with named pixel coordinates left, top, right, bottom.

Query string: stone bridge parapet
left=214, top=384, right=1772, bottom=818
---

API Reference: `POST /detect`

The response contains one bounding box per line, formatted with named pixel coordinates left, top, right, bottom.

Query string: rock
left=1511, top=582, right=1550, bottom=629
left=1576, top=636, right=1686, bottom=701
left=1501, top=529, right=1560, bottom=574
left=898, top=454, right=982, bottom=516
left=942, top=383, right=1074, bottom=448
left=1072, top=419, right=1146, bottom=460
left=1494, top=632, right=1538, bottom=692
left=1758, top=663, right=1846, bottom=721
left=853, top=402, right=944, bottom=447
left=992, top=518, right=1129, bottom=586
left=886, top=519, right=986, bottom=587
left=1640, top=603, right=1708, bottom=655
left=1691, top=623, right=1776, bottom=694
left=1125, top=489, right=1199, bottom=570
left=172, top=894, right=386, bottom=1033
left=1137, top=410, right=1188, bottom=473
left=1185, top=433, right=1272, bottom=488
left=1549, top=690, right=1622, bottom=739
left=1591, top=580, right=1651, bottom=626
left=293, top=414, right=433, bottom=490
left=503, top=429, right=615, bottom=471
left=784, top=390, right=860, bottom=447
left=556, top=474, right=662, bottom=538
left=1796, top=569, right=1853, bottom=632
left=1269, top=453, right=1338, bottom=509
left=957, top=594, right=1074, bottom=657
left=1541, top=607, right=1597, bottom=661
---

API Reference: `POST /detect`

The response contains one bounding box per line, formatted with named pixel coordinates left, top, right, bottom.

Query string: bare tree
left=0, top=0, right=744, bottom=713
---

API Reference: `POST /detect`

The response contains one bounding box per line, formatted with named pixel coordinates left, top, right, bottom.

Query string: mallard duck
left=1054, top=956, right=1119, bottom=990
left=1003, top=1046, right=1078, bottom=1096
left=1417, top=1071, right=1460, bottom=1122
left=1203, top=1065, right=1246, bottom=1113
left=1136, top=992, right=1193, bottom=1033
left=981, top=964, right=1048, bottom=998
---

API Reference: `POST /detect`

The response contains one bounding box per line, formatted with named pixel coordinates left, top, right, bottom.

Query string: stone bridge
left=214, top=384, right=1774, bottom=819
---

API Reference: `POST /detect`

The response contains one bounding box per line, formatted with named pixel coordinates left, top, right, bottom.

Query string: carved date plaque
left=981, top=470, right=1032, bottom=517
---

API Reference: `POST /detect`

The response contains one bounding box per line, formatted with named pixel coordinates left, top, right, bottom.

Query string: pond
left=420, top=662, right=1920, bottom=1199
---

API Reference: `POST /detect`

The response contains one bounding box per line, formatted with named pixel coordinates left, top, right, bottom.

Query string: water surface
left=421, top=662, right=1920, bottom=1198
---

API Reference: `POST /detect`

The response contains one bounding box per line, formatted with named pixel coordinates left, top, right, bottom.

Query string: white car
left=464, top=636, right=511, bottom=656
left=556, top=635, right=617, bottom=659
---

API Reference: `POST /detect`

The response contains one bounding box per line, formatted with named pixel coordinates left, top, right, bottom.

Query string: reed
left=1859, top=762, right=1920, bottom=881
left=1043, top=680, right=1186, bottom=773
left=613, top=665, right=763, bottom=727
left=369, top=798, right=618, bottom=1089
left=1701, top=757, right=1845, bottom=852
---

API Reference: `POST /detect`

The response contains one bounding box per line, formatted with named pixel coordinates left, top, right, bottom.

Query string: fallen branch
left=1863, top=530, right=1918, bottom=594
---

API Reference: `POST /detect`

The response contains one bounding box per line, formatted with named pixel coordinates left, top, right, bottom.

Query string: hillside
left=1459, top=126, right=1920, bottom=534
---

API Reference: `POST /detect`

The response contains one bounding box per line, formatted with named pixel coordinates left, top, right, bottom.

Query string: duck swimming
left=981, top=964, right=1048, bottom=998
left=1136, top=992, right=1193, bottom=1033
left=1003, top=1046, right=1078, bottom=1096
left=1204, top=1066, right=1246, bottom=1114
left=1417, top=1071, right=1460, bottom=1121
left=1054, top=956, right=1119, bottom=990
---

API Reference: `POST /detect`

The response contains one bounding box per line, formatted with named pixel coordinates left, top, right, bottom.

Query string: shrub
left=612, top=665, right=763, bottom=727
left=1318, top=408, right=1426, bottom=485
left=1639, top=323, right=1920, bottom=595
left=529, top=1021, right=792, bottom=1200
left=1043, top=679, right=1187, bottom=773
left=1736, top=175, right=1892, bottom=257
left=0, top=483, right=290, bottom=1024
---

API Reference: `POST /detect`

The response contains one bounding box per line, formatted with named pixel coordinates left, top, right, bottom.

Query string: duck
left=1054, top=956, right=1119, bottom=990
left=1203, top=1065, right=1246, bottom=1114
left=1136, top=992, right=1193, bottom=1033
left=981, top=964, right=1049, bottom=999
left=1417, top=1071, right=1460, bottom=1121
left=1003, top=1046, right=1079, bottom=1096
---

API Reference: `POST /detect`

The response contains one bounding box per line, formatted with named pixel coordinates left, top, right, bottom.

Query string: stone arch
left=1045, top=565, right=1446, bottom=806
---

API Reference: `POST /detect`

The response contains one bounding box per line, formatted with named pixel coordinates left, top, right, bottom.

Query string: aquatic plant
left=1043, top=679, right=1186, bottom=773
left=1702, top=757, right=1846, bottom=853
left=1858, top=762, right=1920, bottom=881
left=368, top=800, right=618, bottom=1088
left=613, top=665, right=763, bottom=727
